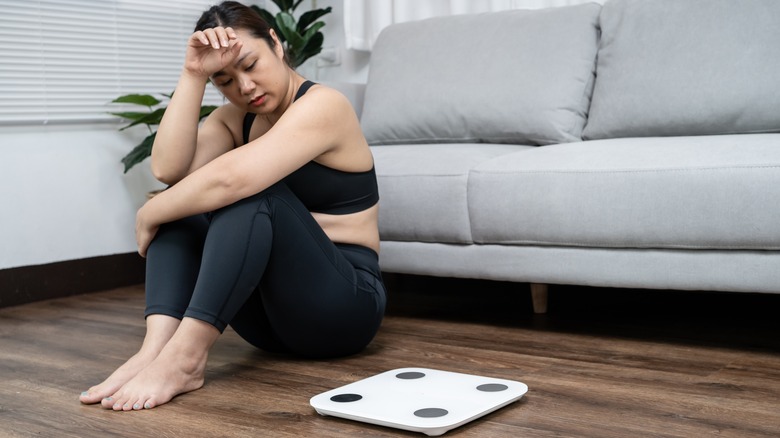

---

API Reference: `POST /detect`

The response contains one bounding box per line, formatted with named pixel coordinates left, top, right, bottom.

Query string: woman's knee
left=209, top=183, right=301, bottom=224
left=148, top=214, right=209, bottom=255
left=211, top=187, right=275, bottom=218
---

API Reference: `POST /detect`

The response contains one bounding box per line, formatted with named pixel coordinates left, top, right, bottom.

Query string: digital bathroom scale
left=310, top=367, right=528, bottom=436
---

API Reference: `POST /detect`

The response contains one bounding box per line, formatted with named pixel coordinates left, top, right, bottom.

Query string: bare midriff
left=312, top=204, right=380, bottom=254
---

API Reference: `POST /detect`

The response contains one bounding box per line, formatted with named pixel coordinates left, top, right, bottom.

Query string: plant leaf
left=276, top=12, right=304, bottom=49
left=111, top=94, right=161, bottom=107
left=292, top=0, right=304, bottom=11
left=118, top=107, right=166, bottom=131
left=121, top=132, right=156, bottom=173
left=199, top=105, right=218, bottom=120
left=109, top=111, right=151, bottom=122
left=271, top=0, right=293, bottom=12
left=297, top=7, right=332, bottom=33
left=302, top=21, right=325, bottom=42
left=295, top=31, right=324, bottom=67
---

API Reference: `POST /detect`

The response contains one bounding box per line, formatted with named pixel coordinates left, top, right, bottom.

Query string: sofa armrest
left=321, top=81, right=366, bottom=119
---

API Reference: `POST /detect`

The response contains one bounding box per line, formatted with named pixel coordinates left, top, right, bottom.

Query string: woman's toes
left=101, top=397, right=114, bottom=409
left=79, top=390, right=96, bottom=404
left=81, top=388, right=112, bottom=405
left=107, top=394, right=127, bottom=411
left=114, top=398, right=132, bottom=411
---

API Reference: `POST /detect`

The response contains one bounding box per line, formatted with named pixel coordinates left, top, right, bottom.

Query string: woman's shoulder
left=209, top=101, right=261, bottom=128
left=305, top=83, right=352, bottom=105
left=201, top=102, right=258, bottom=146
left=209, top=101, right=246, bottom=122
left=292, top=83, right=359, bottom=123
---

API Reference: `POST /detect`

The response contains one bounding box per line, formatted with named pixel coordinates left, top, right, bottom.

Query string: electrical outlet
left=317, top=46, right=340, bottom=67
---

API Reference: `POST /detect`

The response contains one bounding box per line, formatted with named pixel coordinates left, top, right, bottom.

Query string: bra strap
left=242, top=112, right=256, bottom=145
left=243, top=80, right=315, bottom=144
left=294, top=80, right=317, bottom=101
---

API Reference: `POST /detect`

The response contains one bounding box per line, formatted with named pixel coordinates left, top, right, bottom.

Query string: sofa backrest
left=359, top=3, right=602, bottom=146
left=583, top=0, right=780, bottom=139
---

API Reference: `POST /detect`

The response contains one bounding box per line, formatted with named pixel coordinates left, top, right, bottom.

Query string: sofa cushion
left=371, top=144, right=528, bottom=244
left=583, top=0, right=780, bottom=140
left=468, top=134, right=780, bottom=250
left=360, top=3, right=601, bottom=146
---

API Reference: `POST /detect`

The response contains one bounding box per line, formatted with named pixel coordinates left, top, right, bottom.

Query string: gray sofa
left=335, top=0, right=780, bottom=313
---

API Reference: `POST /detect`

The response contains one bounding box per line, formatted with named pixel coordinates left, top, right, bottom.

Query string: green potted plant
left=250, top=0, right=332, bottom=68
left=111, top=92, right=216, bottom=174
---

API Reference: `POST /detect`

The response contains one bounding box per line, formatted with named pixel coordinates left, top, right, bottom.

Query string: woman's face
left=210, top=28, right=290, bottom=114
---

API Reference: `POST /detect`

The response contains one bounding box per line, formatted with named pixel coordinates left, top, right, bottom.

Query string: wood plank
left=1, top=282, right=779, bottom=437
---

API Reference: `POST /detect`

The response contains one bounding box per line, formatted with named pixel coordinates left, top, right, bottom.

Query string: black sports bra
left=241, top=80, right=379, bottom=215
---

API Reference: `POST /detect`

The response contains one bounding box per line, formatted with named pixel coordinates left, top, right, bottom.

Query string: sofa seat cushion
left=372, top=144, right=529, bottom=243
left=360, top=3, right=601, bottom=146
left=468, top=134, right=780, bottom=250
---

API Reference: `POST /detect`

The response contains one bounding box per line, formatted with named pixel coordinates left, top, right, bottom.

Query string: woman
left=79, top=1, right=386, bottom=411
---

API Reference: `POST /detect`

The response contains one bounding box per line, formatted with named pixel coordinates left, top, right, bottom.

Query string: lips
left=250, top=94, right=266, bottom=107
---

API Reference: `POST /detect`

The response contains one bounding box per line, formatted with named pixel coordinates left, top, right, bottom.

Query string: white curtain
left=344, top=0, right=604, bottom=51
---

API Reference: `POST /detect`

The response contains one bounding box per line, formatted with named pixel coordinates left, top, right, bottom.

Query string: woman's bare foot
left=101, top=347, right=207, bottom=411
left=79, top=351, right=158, bottom=404
left=101, top=317, right=220, bottom=411
left=79, top=315, right=182, bottom=405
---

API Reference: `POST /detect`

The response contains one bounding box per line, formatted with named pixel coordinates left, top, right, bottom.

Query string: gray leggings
left=144, top=183, right=386, bottom=358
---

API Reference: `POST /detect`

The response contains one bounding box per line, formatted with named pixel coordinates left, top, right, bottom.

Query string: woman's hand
left=136, top=205, right=160, bottom=258
left=184, top=26, right=243, bottom=78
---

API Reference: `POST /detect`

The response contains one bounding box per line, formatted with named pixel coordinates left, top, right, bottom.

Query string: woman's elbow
left=150, top=163, right=184, bottom=186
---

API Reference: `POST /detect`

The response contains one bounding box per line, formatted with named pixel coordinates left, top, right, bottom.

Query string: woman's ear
left=268, top=29, right=285, bottom=60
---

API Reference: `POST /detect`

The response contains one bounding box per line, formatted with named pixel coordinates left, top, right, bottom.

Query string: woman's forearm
left=150, top=71, right=209, bottom=184
left=136, top=153, right=244, bottom=258
left=142, top=156, right=244, bottom=227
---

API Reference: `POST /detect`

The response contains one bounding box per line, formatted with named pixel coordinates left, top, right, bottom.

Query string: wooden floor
left=2, top=275, right=780, bottom=437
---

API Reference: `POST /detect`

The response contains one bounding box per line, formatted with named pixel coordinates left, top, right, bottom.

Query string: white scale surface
left=310, top=367, right=528, bottom=436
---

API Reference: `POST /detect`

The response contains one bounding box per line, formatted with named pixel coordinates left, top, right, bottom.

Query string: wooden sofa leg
left=530, top=283, right=548, bottom=314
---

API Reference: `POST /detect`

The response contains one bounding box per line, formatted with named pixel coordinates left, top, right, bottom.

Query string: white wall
left=298, top=0, right=371, bottom=84
left=0, top=122, right=165, bottom=269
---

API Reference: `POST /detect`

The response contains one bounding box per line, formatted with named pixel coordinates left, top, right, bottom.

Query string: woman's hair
left=195, top=1, right=292, bottom=68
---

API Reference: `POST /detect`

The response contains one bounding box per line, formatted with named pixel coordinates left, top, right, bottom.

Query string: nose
left=238, top=75, right=255, bottom=95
